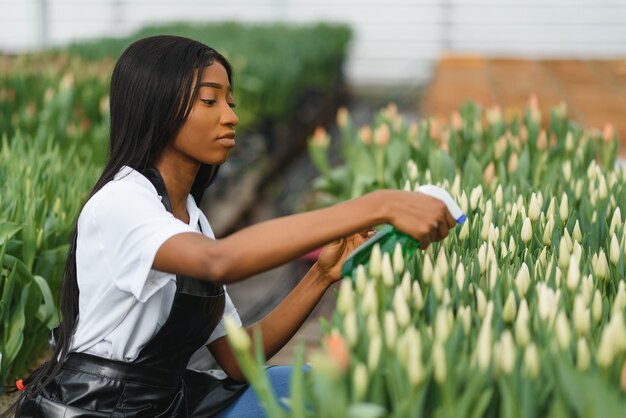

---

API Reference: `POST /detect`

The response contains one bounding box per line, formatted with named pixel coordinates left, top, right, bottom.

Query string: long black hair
left=11, top=35, right=233, bottom=415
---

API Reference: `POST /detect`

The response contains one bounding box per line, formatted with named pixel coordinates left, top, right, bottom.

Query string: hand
left=384, top=190, right=457, bottom=250
left=314, top=229, right=376, bottom=285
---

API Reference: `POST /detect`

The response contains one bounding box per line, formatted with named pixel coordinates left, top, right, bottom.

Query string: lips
left=217, top=132, right=236, bottom=148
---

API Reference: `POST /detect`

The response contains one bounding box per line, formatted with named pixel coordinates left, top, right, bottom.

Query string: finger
left=445, top=211, right=457, bottom=228
left=437, top=220, right=449, bottom=241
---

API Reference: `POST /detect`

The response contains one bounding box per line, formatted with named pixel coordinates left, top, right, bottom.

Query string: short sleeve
left=89, top=180, right=199, bottom=302
left=207, top=290, right=242, bottom=344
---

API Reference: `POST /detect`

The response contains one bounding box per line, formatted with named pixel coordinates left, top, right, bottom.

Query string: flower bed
left=227, top=99, right=626, bottom=416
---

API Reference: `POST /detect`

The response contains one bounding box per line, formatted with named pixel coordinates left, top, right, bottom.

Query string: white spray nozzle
left=417, top=185, right=467, bottom=224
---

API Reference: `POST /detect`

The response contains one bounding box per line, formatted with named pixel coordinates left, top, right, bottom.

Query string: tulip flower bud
left=359, top=126, right=372, bottom=145
left=393, top=243, right=405, bottom=274
left=436, top=248, right=448, bottom=273
left=523, top=344, right=540, bottom=379
left=470, top=186, right=482, bottom=211
left=337, top=279, right=354, bottom=315
left=374, top=124, right=390, bottom=146
left=554, top=311, right=572, bottom=350
left=521, top=217, right=533, bottom=244
left=576, top=338, right=590, bottom=371
left=572, top=220, right=583, bottom=243
left=480, top=218, right=490, bottom=241
left=407, top=159, right=418, bottom=181
left=459, top=191, right=469, bottom=214
left=560, top=193, right=569, bottom=222
left=432, top=267, right=444, bottom=301
left=432, top=342, right=447, bottom=384
left=353, top=363, right=368, bottom=400
left=558, top=239, right=570, bottom=270
left=458, top=306, right=472, bottom=335
left=384, top=311, right=397, bottom=349
left=381, top=252, right=394, bottom=287
left=403, top=180, right=411, bottom=191
left=509, top=236, right=517, bottom=255
left=609, top=313, right=626, bottom=352
left=369, top=244, right=382, bottom=278
left=459, top=220, right=470, bottom=241
left=515, top=300, right=531, bottom=347
left=497, top=331, right=516, bottom=375
left=610, top=234, right=621, bottom=266
left=344, top=311, right=358, bottom=347
left=476, top=288, right=487, bottom=319
left=592, top=290, right=603, bottom=324
left=614, top=281, right=626, bottom=315
left=566, top=256, right=580, bottom=292
left=499, top=290, right=515, bottom=323
left=399, top=271, right=411, bottom=298
left=447, top=255, right=462, bottom=287
left=407, top=340, right=425, bottom=387
left=515, top=263, right=531, bottom=297
left=500, top=242, right=509, bottom=258
left=476, top=319, right=493, bottom=371
left=451, top=175, right=461, bottom=198
left=509, top=204, right=518, bottom=227
left=542, top=218, right=554, bottom=245
left=311, top=127, right=331, bottom=149
left=495, top=185, right=503, bottom=208
left=422, top=255, right=433, bottom=284
left=573, top=241, right=582, bottom=262
left=575, top=179, right=584, bottom=201
left=594, top=250, right=610, bottom=280
left=598, top=174, right=608, bottom=201
left=547, top=197, right=556, bottom=220
left=478, top=243, right=488, bottom=274
left=368, top=335, right=382, bottom=371
left=393, top=288, right=411, bottom=327
left=528, top=193, right=540, bottom=222
left=355, top=265, right=367, bottom=293
left=587, top=160, right=597, bottom=181
left=597, top=330, right=615, bottom=368
left=610, top=207, right=622, bottom=236
left=367, top=313, right=380, bottom=338
left=573, top=296, right=590, bottom=336
left=412, top=281, right=424, bottom=311
left=362, top=281, right=378, bottom=315
left=562, top=161, right=572, bottom=182
left=225, top=315, right=251, bottom=352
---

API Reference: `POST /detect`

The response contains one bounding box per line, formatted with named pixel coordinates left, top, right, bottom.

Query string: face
left=167, top=62, right=239, bottom=166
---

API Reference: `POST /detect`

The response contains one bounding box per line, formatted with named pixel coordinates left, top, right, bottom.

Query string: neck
left=155, top=152, right=199, bottom=223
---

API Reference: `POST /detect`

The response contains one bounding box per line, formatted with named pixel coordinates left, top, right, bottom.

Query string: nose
left=221, top=104, right=239, bottom=127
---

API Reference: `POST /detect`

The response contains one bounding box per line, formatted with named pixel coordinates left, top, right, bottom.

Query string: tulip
left=407, top=159, right=418, bottom=181
left=478, top=243, right=488, bottom=274
left=573, top=241, right=582, bottom=262
left=367, top=335, right=382, bottom=371
left=381, top=253, right=394, bottom=286
left=538, top=247, right=548, bottom=267
left=412, top=281, right=424, bottom=311
left=528, top=193, right=540, bottom=222
left=455, top=263, right=466, bottom=291
left=451, top=175, right=461, bottom=198
left=476, top=304, right=494, bottom=370
left=523, top=343, right=540, bottom=379
left=495, top=185, right=503, bottom=208
left=554, top=312, right=572, bottom=350
left=594, top=250, right=610, bottom=280
left=359, top=125, right=373, bottom=145
left=355, top=265, right=367, bottom=293
left=610, top=207, right=622, bottom=236
left=323, top=330, right=350, bottom=372
left=369, top=244, right=382, bottom=278
left=509, top=204, right=518, bottom=227
left=344, top=311, right=358, bottom=347
left=608, top=312, right=626, bottom=352
left=422, top=255, right=434, bottom=284
left=470, top=186, right=482, bottom=211
left=459, top=191, right=469, bottom=214
left=580, top=275, right=594, bottom=305
left=393, top=288, right=411, bottom=327
left=459, top=220, right=470, bottom=241
left=384, top=311, right=397, bottom=349
left=374, top=124, right=390, bottom=146
left=597, top=330, right=614, bottom=368
left=562, top=161, right=572, bottom=182
left=558, top=239, right=570, bottom=270
left=566, top=256, right=580, bottom=291
left=497, top=331, right=516, bottom=375
left=598, top=174, right=608, bottom=201
left=433, top=342, right=447, bottom=384
left=515, top=263, right=531, bottom=297
left=610, top=234, right=621, bottom=266
left=575, top=179, right=584, bottom=201
left=311, top=126, right=331, bottom=149
left=459, top=306, right=472, bottom=335
left=225, top=315, right=251, bottom=352
left=362, top=282, right=378, bottom=315
left=337, top=279, right=354, bottom=315
left=390, top=244, right=405, bottom=275
left=547, top=197, right=556, bottom=220
left=500, top=242, right=509, bottom=258
left=432, top=267, right=444, bottom=301
left=542, top=218, right=554, bottom=245
left=476, top=288, right=487, bottom=319
left=515, top=300, right=531, bottom=347
left=592, top=290, right=603, bottom=324
left=509, top=236, right=517, bottom=255
left=576, top=338, right=590, bottom=371
left=521, top=217, right=533, bottom=244
left=367, top=313, right=380, bottom=338
left=400, top=271, right=411, bottom=299
left=573, top=296, right=590, bottom=336
left=353, top=363, right=368, bottom=400
left=436, top=248, right=448, bottom=272
left=614, top=281, right=626, bottom=315
left=501, top=291, right=516, bottom=323
left=407, top=341, right=425, bottom=387
left=565, top=131, right=574, bottom=151
left=587, top=160, right=597, bottom=181
left=560, top=193, right=569, bottom=222
left=508, top=153, right=519, bottom=173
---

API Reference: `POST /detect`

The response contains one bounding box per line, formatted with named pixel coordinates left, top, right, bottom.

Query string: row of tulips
left=225, top=98, right=626, bottom=417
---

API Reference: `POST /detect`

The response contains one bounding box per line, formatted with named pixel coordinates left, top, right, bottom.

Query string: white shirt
left=70, top=166, right=242, bottom=364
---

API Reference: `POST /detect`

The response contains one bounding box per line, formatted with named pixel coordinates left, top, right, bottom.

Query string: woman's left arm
left=208, top=231, right=371, bottom=381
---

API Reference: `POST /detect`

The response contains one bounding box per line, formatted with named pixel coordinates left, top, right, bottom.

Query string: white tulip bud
left=515, top=300, right=531, bottom=347
left=367, top=313, right=380, bottom=338
left=393, top=243, right=405, bottom=274
left=560, top=193, right=569, bottom=222
left=572, top=221, right=582, bottom=243
left=502, top=291, right=517, bottom=323
left=451, top=175, right=461, bottom=198
left=597, top=329, right=615, bottom=368
left=587, top=160, right=597, bottom=180
left=508, top=236, right=517, bottom=255
left=547, top=197, right=556, bottom=220
left=459, top=306, right=472, bottom=335
left=368, top=335, right=383, bottom=371
left=422, top=255, right=433, bottom=284
left=523, top=343, right=540, bottom=379
left=433, top=342, right=447, bottom=384
left=476, top=288, right=487, bottom=319
left=573, top=241, right=582, bottom=262
left=610, top=234, right=621, bottom=266
left=480, top=218, right=490, bottom=241
left=581, top=275, right=594, bottom=305
left=594, top=250, right=610, bottom=281
left=608, top=312, right=626, bottom=352
left=369, top=244, right=382, bottom=278
left=337, top=279, right=354, bottom=314
left=558, top=239, right=570, bottom=270
left=497, top=330, right=516, bottom=375
left=610, top=207, right=622, bottom=235
left=407, top=338, right=425, bottom=387
left=224, top=315, right=251, bottom=352
left=500, top=242, right=509, bottom=259
left=478, top=243, right=487, bottom=274
left=563, top=228, right=573, bottom=252
left=353, top=363, right=368, bottom=400
left=538, top=246, right=548, bottom=267
left=575, top=179, right=584, bottom=201
left=566, top=256, right=580, bottom=291
left=435, top=307, right=451, bottom=343
left=384, top=311, right=397, bottom=349
left=576, top=338, right=591, bottom=371
left=470, top=186, right=482, bottom=211
left=455, top=263, right=466, bottom=290
left=598, top=174, right=608, bottom=201
left=436, top=248, right=448, bottom=273
left=407, top=159, right=418, bottom=181
left=382, top=252, right=394, bottom=286
left=562, top=161, right=572, bottom=182
left=459, top=220, right=470, bottom=240
left=393, top=288, right=411, bottom=327
left=403, top=180, right=411, bottom=191
left=412, top=281, right=424, bottom=311
left=613, top=281, right=626, bottom=315
left=459, top=191, right=469, bottom=214
left=344, top=311, right=359, bottom=347
left=528, top=193, right=541, bottom=222
left=543, top=218, right=554, bottom=245
left=495, top=185, right=503, bottom=208
left=515, top=263, right=531, bottom=297
left=521, top=217, right=533, bottom=244
left=362, top=281, right=378, bottom=315
left=509, top=203, right=518, bottom=227
left=573, top=295, right=590, bottom=336
left=488, top=263, right=498, bottom=291
left=432, top=267, right=444, bottom=301
left=537, top=284, right=558, bottom=324
left=592, top=290, right=603, bottom=324
left=355, top=265, right=367, bottom=293
left=555, top=311, right=572, bottom=350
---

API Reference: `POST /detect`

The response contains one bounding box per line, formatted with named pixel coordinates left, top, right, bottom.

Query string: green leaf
left=0, top=223, right=22, bottom=244
left=33, top=275, right=57, bottom=329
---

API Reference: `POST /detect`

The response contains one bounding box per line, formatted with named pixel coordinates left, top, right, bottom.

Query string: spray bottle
left=340, top=185, right=467, bottom=278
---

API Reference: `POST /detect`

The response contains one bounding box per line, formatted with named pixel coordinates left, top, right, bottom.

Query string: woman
left=11, top=35, right=455, bottom=417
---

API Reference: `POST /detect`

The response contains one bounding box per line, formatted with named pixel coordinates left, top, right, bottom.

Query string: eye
left=228, top=103, right=237, bottom=109
left=200, top=99, right=216, bottom=106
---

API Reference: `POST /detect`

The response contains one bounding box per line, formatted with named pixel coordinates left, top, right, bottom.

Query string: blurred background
left=1, top=0, right=626, bottom=399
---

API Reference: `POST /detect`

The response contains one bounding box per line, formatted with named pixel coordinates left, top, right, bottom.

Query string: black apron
left=18, top=168, right=248, bottom=417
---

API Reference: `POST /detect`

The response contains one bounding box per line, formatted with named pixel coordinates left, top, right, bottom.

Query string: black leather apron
left=18, top=168, right=248, bottom=417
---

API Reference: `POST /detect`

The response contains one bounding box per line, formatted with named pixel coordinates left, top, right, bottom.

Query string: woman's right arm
left=153, top=189, right=456, bottom=284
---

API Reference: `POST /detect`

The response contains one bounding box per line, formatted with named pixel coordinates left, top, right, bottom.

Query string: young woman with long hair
left=8, top=35, right=455, bottom=417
